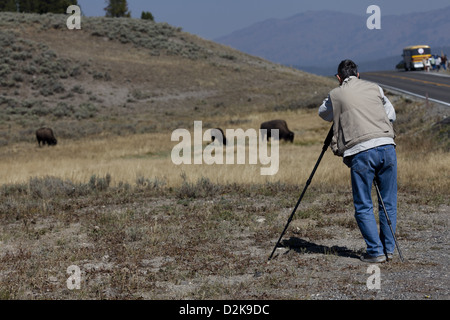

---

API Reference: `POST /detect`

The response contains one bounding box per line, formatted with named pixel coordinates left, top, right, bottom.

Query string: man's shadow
left=276, top=237, right=360, bottom=259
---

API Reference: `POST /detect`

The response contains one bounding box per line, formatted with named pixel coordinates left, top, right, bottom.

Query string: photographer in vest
left=319, top=59, right=397, bottom=263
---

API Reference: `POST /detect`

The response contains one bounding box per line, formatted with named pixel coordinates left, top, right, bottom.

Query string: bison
left=210, top=128, right=227, bottom=145
left=260, top=120, right=294, bottom=143
left=36, top=127, right=57, bottom=147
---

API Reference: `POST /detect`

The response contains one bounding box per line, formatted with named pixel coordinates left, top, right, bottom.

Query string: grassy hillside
left=0, top=12, right=334, bottom=146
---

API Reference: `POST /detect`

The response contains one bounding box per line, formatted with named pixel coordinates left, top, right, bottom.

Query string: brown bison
left=36, top=127, right=57, bottom=147
left=210, top=128, right=227, bottom=145
left=260, top=120, right=294, bottom=143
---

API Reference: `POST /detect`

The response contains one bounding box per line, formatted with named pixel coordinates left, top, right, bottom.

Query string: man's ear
left=357, top=72, right=360, bottom=79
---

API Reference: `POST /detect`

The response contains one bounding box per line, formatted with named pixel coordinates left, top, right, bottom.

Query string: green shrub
left=54, top=102, right=75, bottom=118
left=28, top=176, right=76, bottom=199
left=12, top=73, right=23, bottom=82
left=71, top=85, right=84, bottom=94
left=176, top=174, right=221, bottom=199
left=74, top=103, right=98, bottom=119
left=0, top=64, right=10, bottom=76
left=89, top=174, right=111, bottom=191
left=136, top=176, right=166, bottom=191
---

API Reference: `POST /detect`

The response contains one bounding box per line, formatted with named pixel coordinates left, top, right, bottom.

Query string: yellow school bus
left=402, top=45, right=431, bottom=71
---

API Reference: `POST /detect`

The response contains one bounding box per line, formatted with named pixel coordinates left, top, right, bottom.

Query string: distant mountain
left=215, top=7, right=450, bottom=75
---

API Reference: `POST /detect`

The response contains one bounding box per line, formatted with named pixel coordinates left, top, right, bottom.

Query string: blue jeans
left=347, top=145, right=397, bottom=257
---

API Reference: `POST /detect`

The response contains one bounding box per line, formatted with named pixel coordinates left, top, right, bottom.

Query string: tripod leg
left=268, top=126, right=333, bottom=261
left=374, top=181, right=404, bottom=262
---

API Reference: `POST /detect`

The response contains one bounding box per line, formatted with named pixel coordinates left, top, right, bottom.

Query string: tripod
left=268, top=126, right=333, bottom=261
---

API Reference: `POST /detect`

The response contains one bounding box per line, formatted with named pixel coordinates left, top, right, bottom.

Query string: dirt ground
left=0, top=180, right=448, bottom=301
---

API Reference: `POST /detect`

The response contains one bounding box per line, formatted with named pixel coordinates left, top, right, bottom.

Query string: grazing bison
left=260, top=120, right=294, bottom=143
left=36, top=127, right=57, bottom=147
left=210, top=128, right=227, bottom=145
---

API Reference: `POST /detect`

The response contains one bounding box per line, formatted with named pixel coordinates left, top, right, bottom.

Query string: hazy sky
left=77, top=0, right=450, bottom=40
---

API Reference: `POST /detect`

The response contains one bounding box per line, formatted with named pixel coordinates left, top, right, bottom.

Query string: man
left=319, top=59, right=397, bottom=263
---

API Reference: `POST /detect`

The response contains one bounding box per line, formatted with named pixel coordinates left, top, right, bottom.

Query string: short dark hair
left=337, top=59, right=358, bottom=80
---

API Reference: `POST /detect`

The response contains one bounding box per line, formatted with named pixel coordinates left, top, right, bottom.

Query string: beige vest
left=330, top=77, right=394, bottom=156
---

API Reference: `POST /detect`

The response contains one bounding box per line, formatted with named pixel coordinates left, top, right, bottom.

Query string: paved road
left=361, top=70, right=450, bottom=106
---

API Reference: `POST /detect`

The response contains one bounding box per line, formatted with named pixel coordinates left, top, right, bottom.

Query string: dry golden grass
left=1, top=108, right=448, bottom=193
left=397, top=150, right=450, bottom=192
left=0, top=109, right=329, bottom=186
